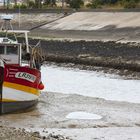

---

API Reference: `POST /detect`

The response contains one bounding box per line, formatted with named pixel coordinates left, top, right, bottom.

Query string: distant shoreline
left=1, top=8, right=140, bottom=14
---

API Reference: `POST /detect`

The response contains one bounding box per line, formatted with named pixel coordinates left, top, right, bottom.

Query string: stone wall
left=24, top=38, right=140, bottom=71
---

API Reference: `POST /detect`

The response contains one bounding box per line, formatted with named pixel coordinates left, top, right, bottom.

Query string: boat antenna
left=1, top=15, right=13, bottom=31
left=18, top=4, right=21, bottom=29
left=0, top=14, right=17, bottom=41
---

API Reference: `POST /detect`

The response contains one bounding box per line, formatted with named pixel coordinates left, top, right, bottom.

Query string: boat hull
left=1, top=100, right=38, bottom=114
left=0, top=64, right=41, bottom=114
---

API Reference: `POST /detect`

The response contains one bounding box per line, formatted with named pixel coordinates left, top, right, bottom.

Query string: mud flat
left=0, top=65, right=140, bottom=139
left=1, top=92, right=140, bottom=139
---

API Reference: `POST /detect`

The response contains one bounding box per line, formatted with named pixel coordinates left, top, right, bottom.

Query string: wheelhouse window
left=6, top=45, right=18, bottom=55
left=0, top=46, right=4, bottom=54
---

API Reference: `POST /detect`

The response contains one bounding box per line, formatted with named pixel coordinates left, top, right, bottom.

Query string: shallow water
left=66, top=112, right=102, bottom=120
left=41, top=64, right=140, bottom=103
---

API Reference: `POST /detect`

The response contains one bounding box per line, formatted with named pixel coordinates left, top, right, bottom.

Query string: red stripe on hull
left=4, top=64, right=41, bottom=89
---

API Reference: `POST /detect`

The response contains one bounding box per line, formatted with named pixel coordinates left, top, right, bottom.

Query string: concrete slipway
left=34, top=12, right=140, bottom=41
left=1, top=11, right=139, bottom=42
left=41, top=12, right=140, bottom=30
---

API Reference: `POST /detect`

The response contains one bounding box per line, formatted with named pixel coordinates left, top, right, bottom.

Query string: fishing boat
left=0, top=15, right=44, bottom=114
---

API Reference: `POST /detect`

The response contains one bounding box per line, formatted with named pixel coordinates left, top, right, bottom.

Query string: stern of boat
left=0, top=64, right=43, bottom=114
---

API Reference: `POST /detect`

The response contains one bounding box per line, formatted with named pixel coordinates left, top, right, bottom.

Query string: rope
left=29, top=41, right=45, bottom=69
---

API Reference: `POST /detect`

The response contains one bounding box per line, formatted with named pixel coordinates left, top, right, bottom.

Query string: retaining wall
left=25, top=38, right=140, bottom=71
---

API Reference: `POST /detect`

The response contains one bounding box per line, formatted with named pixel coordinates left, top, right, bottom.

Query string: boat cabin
left=0, top=37, right=21, bottom=65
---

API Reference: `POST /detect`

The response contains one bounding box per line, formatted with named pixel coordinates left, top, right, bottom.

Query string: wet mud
left=1, top=92, right=140, bottom=139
